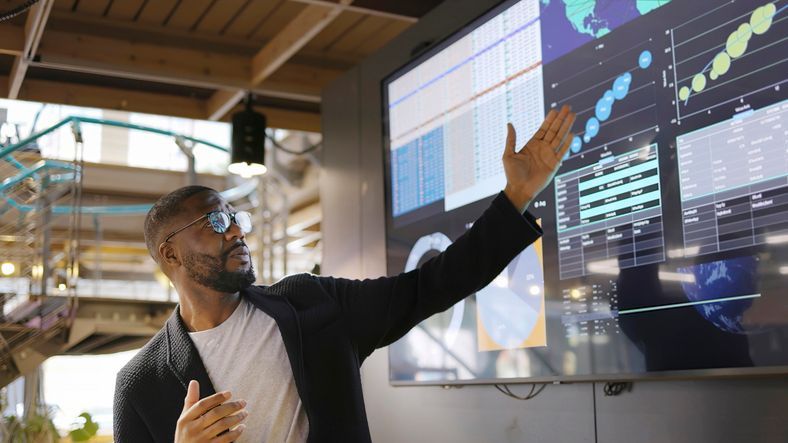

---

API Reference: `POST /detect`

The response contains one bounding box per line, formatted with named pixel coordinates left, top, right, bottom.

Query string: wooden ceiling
left=0, top=0, right=443, bottom=131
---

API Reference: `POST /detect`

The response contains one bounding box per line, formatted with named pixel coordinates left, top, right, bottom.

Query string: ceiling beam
left=46, top=11, right=361, bottom=69
left=207, top=90, right=246, bottom=122
left=0, top=24, right=25, bottom=56
left=2, top=75, right=321, bottom=132
left=36, top=28, right=252, bottom=90
left=11, top=76, right=207, bottom=119
left=288, top=0, right=418, bottom=23
left=206, top=0, right=352, bottom=121
left=250, top=3, right=350, bottom=86
left=7, top=0, right=54, bottom=99
left=32, top=29, right=339, bottom=103
left=29, top=55, right=324, bottom=104
left=223, top=102, right=322, bottom=132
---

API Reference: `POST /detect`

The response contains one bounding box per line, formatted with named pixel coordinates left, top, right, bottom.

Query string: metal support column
left=175, top=136, right=197, bottom=186
left=255, top=174, right=289, bottom=284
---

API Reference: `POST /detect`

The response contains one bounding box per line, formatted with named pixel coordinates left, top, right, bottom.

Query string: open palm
left=503, top=105, right=576, bottom=211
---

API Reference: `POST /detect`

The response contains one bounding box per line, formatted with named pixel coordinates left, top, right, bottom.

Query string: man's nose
left=224, top=218, right=245, bottom=241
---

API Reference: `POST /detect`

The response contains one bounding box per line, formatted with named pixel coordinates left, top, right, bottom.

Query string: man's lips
left=227, top=244, right=249, bottom=257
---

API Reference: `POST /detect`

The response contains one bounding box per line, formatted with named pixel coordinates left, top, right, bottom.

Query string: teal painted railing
left=0, top=116, right=248, bottom=216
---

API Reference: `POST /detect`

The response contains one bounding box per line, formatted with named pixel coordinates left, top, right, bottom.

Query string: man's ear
left=158, top=242, right=180, bottom=267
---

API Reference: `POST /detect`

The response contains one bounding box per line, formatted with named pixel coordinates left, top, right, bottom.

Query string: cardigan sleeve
left=316, top=191, right=542, bottom=361
left=113, top=371, right=156, bottom=443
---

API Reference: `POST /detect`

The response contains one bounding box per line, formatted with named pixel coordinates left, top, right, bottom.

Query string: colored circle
left=405, top=233, right=465, bottom=348
left=737, top=22, right=753, bottom=42
left=726, top=29, right=748, bottom=58
left=583, top=135, right=591, bottom=143
left=639, top=50, right=652, bottom=69
left=612, top=73, right=632, bottom=100
left=622, top=72, right=632, bottom=84
left=712, top=51, right=731, bottom=76
left=751, top=3, right=776, bottom=35
left=595, top=96, right=613, bottom=121
left=692, top=73, right=706, bottom=93
left=613, top=73, right=629, bottom=100
left=570, top=136, right=582, bottom=153
left=679, top=86, right=690, bottom=101
left=585, top=117, right=600, bottom=139
left=710, top=71, right=718, bottom=80
left=476, top=247, right=545, bottom=350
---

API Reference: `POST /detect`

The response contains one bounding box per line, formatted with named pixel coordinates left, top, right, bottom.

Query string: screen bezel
left=380, top=0, right=788, bottom=387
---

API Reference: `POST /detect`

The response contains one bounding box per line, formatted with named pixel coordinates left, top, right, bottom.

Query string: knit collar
left=165, top=303, right=216, bottom=398
left=163, top=284, right=299, bottom=397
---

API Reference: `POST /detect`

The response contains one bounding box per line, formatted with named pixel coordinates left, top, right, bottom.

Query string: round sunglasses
left=162, top=210, right=253, bottom=244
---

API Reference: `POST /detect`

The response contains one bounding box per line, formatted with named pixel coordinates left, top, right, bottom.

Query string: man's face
left=166, top=191, right=255, bottom=293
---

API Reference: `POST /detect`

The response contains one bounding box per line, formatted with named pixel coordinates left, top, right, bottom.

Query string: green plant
left=0, top=389, right=61, bottom=443
left=0, top=408, right=61, bottom=443
left=68, top=412, right=98, bottom=442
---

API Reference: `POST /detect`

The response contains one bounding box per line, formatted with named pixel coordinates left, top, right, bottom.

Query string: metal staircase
left=0, top=117, right=221, bottom=388
left=1, top=127, right=81, bottom=387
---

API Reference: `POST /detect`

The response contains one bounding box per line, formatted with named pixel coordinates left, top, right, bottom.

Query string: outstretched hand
left=502, top=104, right=576, bottom=212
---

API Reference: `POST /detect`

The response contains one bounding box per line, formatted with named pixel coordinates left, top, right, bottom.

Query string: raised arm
left=317, top=106, right=575, bottom=361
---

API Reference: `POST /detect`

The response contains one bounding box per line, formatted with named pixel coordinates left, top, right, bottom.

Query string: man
left=113, top=106, right=575, bottom=442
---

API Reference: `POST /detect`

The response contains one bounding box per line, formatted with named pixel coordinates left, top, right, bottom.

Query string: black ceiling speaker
left=229, top=94, right=267, bottom=178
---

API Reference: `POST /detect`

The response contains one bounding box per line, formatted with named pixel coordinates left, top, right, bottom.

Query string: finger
left=201, top=400, right=247, bottom=429
left=533, top=109, right=557, bottom=140
left=182, top=391, right=232, bottom=422
left=212, top=424, right=246, bottom=443
left=555, top=132, right=573, bottom=161
left=183, top=380, right=200, bottom=412
left=544, top=105, right=571, bottom=142
left=204, top=410, right=247, bottom=437
left=552, top=111, right=576, bottom=150
left=504, top=123, right=516, bottom=157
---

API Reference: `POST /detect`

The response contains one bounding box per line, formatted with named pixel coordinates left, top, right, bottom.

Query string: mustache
left=223, top=241, right=248, bottom=257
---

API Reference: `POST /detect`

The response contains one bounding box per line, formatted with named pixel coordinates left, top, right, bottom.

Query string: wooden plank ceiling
left=0, top=0, right=443, bottom=131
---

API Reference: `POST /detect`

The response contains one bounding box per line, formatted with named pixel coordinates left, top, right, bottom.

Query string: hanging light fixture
left=228, top=93, right=267, bottom=178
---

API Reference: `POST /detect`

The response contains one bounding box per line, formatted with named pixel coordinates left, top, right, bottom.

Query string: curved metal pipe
left=1, top=116, right=254, bottom=215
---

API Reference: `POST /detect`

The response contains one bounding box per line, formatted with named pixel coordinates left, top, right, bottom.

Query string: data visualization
left=540, top=0, right=671, bottom=64
left=386, top=0, right=544, bottom=217
left=670, top=1, right=787, bottom=122
left=555, top=144, right=664, bottom=279
left=384, top=0, right=788, bottom=385
left=476, top=221, right=546, bottom=352
left=678, top=99, right=788, bottom=256
left=546, top=36, right=659, bottom=160
left=568, top=49, right=654, bottom=157
left=561, top=280, right=621, bottom=339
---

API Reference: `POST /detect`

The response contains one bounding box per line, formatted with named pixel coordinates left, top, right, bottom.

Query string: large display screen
left=382, top=0, right=788, bottom=384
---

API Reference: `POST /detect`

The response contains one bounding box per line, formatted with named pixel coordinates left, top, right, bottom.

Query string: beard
left=182, top=248, right=256, bottom=293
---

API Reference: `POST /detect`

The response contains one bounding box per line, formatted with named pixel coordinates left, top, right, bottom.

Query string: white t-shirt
left=188, top=297, right=309, bottom=442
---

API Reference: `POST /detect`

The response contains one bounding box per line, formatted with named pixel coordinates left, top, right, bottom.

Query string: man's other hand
left=502, top=104, right=576, bottom=212
left=175, top=380, right=247, bottom=442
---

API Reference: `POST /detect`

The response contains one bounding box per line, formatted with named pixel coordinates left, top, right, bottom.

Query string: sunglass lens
left=236, top=211, right=252, bottom=233
left=209, top=212, right=231, bottom=233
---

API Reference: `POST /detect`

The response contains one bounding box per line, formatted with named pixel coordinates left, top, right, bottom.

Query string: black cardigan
left=113, top=192, right=542, bottom=442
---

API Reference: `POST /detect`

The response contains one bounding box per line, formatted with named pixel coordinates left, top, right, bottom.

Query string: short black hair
left=144, top=185, right=218, bottom=262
